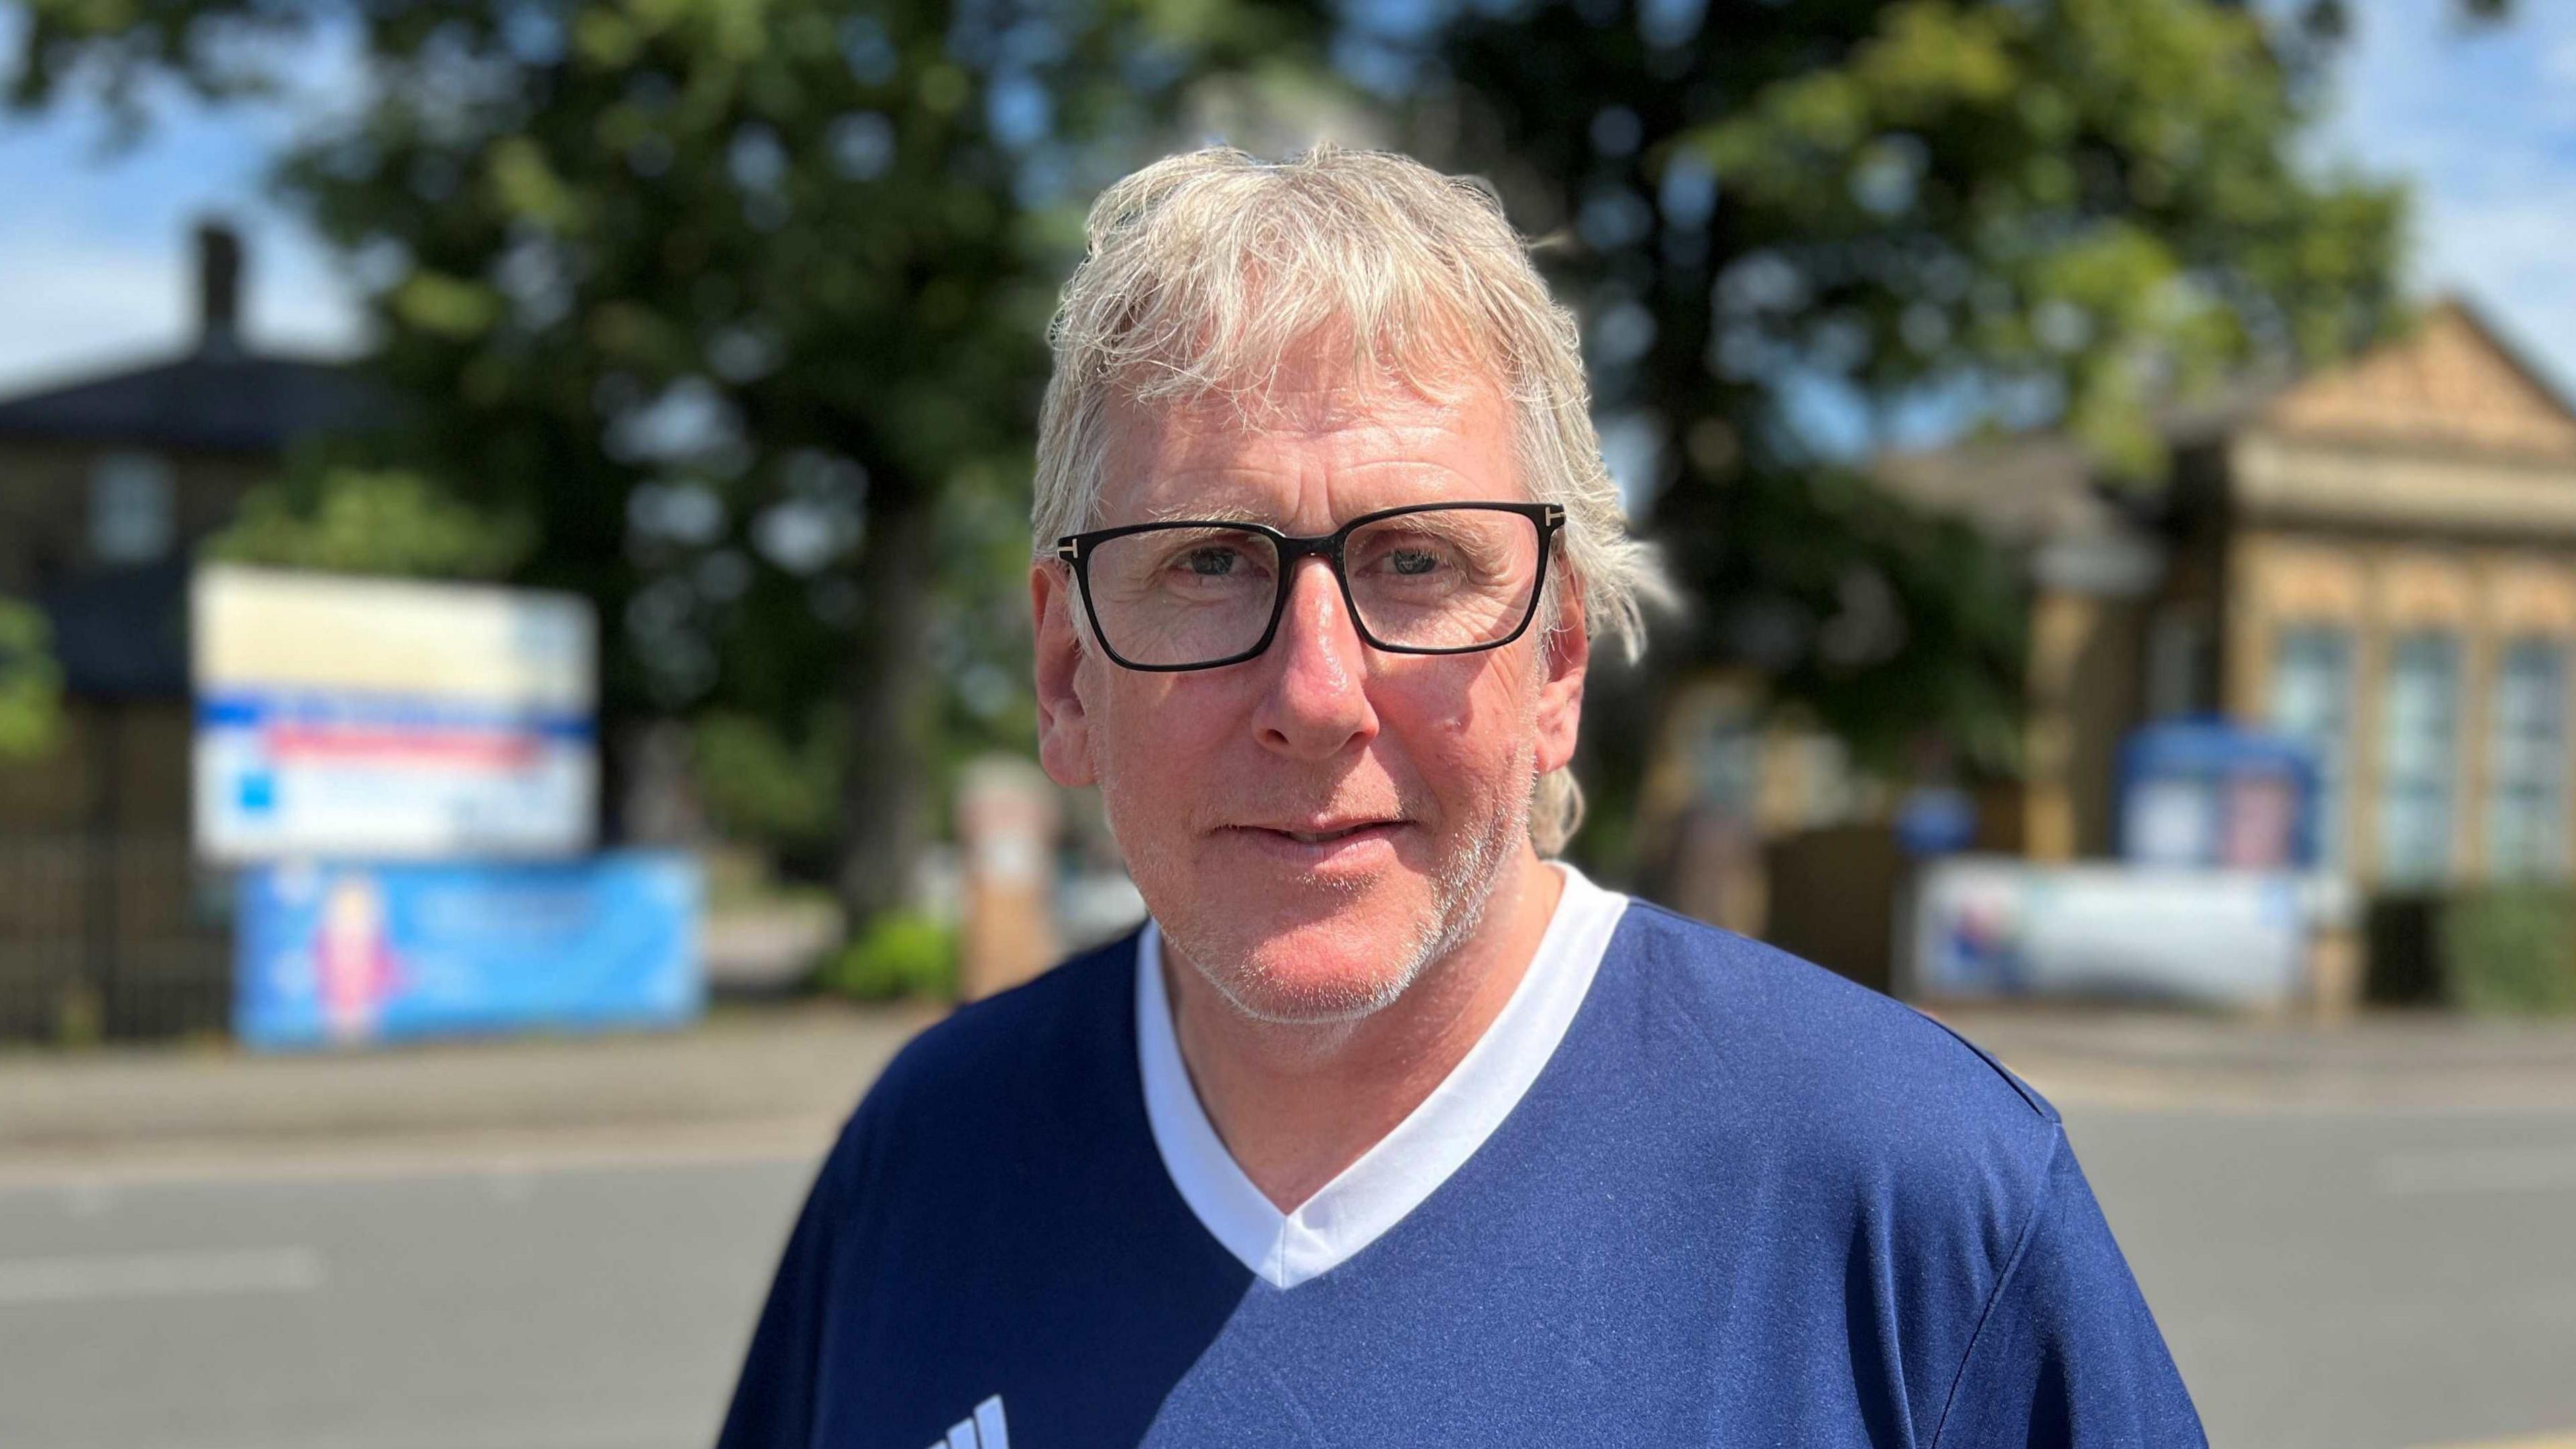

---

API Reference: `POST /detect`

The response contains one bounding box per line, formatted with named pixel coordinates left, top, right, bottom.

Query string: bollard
left=956, top=756, right=1062, bottom=1001
left=2302, top=875, right=2363, bottom=1025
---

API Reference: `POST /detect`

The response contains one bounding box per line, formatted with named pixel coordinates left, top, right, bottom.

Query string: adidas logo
left=926, top=1395, right=1010, bottom=1449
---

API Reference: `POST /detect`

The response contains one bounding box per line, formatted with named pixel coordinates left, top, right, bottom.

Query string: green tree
left=11, top=0, right=1318, bottom=923
left=1375, top=0, right=2478, bottom=864
left=11, top=0, right=2508, bottom=897
left=210, top=458, right=535, bottom=580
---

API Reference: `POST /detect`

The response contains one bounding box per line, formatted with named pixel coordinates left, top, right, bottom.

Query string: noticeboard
left=1908, top=855, right=2320, bottom=1009
left=192, top=566, right=597, bottom=861
left=2116, top=720, right=2319, bottom=870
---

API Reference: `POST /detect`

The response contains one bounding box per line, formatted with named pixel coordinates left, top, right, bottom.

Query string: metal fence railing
left=0, top=833, right=230, bottom=1041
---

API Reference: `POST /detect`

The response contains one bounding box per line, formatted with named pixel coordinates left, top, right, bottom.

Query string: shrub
left=2438, top=887, right=2576, bottom=1016
left=815, top=911, right=957, bottom=1002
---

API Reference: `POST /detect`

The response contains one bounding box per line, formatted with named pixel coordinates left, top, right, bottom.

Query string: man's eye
left=1181, top=548, right=1240, bottom=577
left=1364, top=535, right=1459, bottom=579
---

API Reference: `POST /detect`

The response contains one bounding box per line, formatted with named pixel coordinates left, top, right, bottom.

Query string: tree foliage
left=7, top=0, right=2507, bottom=888
left=1362, top=0, right=2425, bottom=837
left=10, top=0, right=1320, bottom=920
left=211, top=460, right=535, bottom=579
left=0, top=602, right=62, bottom=761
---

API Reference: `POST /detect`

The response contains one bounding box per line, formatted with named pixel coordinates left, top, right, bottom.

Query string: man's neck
left=1163, top=847, right=1566, bottom=1212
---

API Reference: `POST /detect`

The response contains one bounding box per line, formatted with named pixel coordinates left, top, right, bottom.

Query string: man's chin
left=1146, top=837, right=1516, bottom=1026
left=1175, top=910, right=1430, bottom=1026
left=1217, top=953, right=1414, bottom=1025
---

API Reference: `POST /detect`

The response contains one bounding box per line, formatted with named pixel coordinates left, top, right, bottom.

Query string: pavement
left=12, top=998, right=2576, bottom=1165
left=0, top=1002, right=938, bottom=1176
left=1935, top=1004, right=2576, bottom=1112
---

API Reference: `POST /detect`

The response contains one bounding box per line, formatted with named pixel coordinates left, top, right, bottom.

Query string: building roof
left=1874, top=296, right=2576, bottom=547
left=1871, top=434, right=2135, bottom=547
left=0, top=345, right=383, bottom=454
left=2255, top=298, right=2576, bottom=460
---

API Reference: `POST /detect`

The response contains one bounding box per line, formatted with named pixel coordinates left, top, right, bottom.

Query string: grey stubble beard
left=1103, top=727, right=1543, bottom=1031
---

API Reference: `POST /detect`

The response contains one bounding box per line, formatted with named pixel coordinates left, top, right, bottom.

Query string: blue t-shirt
left=718, top=901, right=2203, bottom=1447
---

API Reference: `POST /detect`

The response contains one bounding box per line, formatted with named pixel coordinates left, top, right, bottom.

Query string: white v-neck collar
left=1135, top=861, right=1629, bottom=1289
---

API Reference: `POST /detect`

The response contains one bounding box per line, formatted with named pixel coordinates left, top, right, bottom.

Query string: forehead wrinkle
left=1112, top=346, right=1496, bottom=451
left=1159, top=389, right=1477, bottom=449
left=1136, top=498, right=1271, bottom=525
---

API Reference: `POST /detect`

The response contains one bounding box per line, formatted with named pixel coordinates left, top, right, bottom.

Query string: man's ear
left=1532, top=584, right=1589, bottom=777
left=1032, top=561, right=1098, bottom=788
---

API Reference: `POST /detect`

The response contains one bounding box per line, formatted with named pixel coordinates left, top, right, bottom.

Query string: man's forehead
left=1115, top=362, right=1487, bottom=439
left=1097, top=368, right=1518, bottom=523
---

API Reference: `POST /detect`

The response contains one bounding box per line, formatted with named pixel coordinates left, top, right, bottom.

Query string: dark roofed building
left=0, top=222, right=379, bottom=1038
left=0, top=347, right=380, bottom=456
left=0, top=223, right=381, bottom=630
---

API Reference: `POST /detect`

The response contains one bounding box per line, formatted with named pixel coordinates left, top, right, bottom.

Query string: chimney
left=195, top=219, right=244, bottom=358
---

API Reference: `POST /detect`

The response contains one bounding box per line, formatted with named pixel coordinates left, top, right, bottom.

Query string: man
left=718, top=145, right=2202, bottom=1448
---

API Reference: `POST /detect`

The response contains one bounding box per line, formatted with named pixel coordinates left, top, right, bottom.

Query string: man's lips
left=1228, top=818, right=1407, bottom=845
left=1218, top=819, right=1413, bottom=859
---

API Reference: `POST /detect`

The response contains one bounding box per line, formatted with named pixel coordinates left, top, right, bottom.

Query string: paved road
left=0, top=1137, right=821, bottom=1449
left=4, top=1103, right=2575, bottom=1448
left=2068, top=1101, right=2576, bottom=1449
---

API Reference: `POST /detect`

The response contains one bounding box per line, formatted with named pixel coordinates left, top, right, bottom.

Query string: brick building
left=1655, top=301, right=2576, bottom=990
left=1947, top=300, right=2576, bottom=888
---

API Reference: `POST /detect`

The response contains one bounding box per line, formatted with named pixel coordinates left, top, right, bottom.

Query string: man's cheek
left=1415, top=688, right=1526, bottom=792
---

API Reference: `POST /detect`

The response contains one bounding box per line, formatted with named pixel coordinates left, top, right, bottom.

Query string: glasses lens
left=1345, top=508, right=1542, bottom=651
left=1084, top=525, right=1282, bottom=667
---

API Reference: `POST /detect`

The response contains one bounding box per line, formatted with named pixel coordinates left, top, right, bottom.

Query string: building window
left=2146, top=609, right=2211, bottom=720
left=2268, top=625, right=2354, bottom=867
left=2485, top=637, right=2569, bottom=880
left=89, top=451, right=176, bottom=564
left=2377, top=631, right=2463, bottom=885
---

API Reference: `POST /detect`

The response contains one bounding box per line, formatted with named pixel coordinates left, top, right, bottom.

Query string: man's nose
left=1251, top=557, right=1379, bottom=761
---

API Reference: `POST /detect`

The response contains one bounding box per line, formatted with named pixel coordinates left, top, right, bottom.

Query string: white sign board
left=192, top=566, right=597, bottom=861
left=1908, top=855, right=2328, bottom=1009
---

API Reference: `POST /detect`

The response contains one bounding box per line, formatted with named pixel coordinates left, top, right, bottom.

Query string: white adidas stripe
left=931, top=1395, right=1009, bottom=1449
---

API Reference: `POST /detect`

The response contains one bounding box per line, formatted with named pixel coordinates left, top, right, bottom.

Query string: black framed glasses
left=1055, top=501, right=1566, bottom=672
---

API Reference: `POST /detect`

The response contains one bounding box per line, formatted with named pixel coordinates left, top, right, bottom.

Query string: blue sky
left=2308, top=0, right=2576, bottom=390
left=0, top=7, right=368, bottom=390
left=1, top=0, right=2570, bottom=402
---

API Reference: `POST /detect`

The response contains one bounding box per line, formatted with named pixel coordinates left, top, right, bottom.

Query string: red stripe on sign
left=262, top=727, right=543, bottom=767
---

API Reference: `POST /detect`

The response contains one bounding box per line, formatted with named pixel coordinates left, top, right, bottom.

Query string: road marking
left=0, top=1246, right=323, bottom=1305
left=2375, top=1144, right=2576, bottom=1196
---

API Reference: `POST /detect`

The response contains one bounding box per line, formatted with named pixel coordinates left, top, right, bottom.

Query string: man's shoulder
left=1595, top=899, right=2059, bottom=1170
left=853, top=928, right=1142, bottom=1141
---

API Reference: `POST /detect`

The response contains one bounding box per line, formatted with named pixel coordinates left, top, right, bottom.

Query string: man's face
left=1032, top=358, right=1589, bottom=1024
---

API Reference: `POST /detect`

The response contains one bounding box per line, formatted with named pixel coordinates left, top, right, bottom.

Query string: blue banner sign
left=235, top=853, right=702, bottom=1049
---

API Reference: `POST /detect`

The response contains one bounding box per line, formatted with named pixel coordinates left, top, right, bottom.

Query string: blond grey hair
left=1032, top=144, right=1667, bottom=855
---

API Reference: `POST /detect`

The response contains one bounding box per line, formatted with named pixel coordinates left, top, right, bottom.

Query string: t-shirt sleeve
left=714, top=1123, right=857, bottom=1449
left=1931, top=1129, right=2208, bottom=1448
